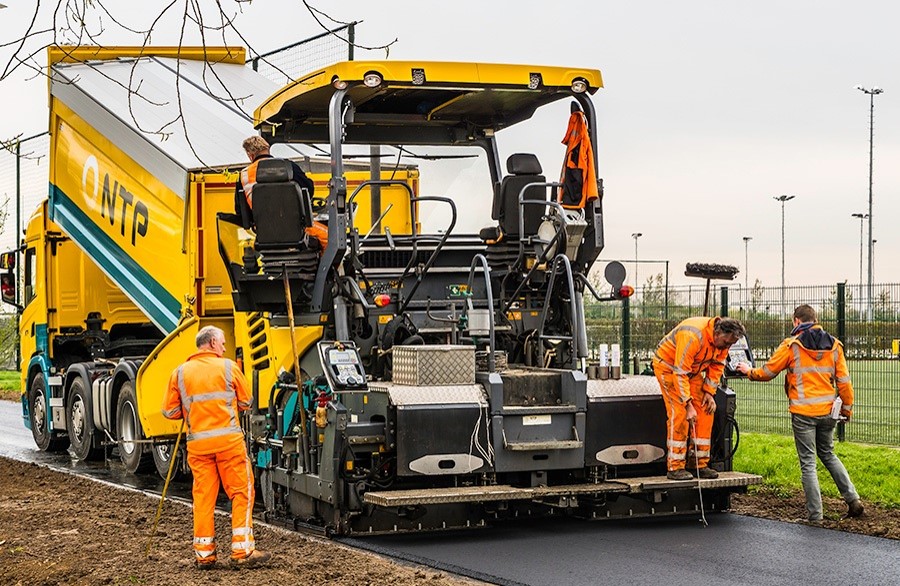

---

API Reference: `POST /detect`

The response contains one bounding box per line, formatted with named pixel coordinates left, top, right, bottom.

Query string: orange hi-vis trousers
left=653, top=365, right=715, bottom=471
left=187, top=441, right=256, bottom=563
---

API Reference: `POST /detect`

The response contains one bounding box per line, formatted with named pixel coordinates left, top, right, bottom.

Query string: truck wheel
left=116, top=381, right=152, bottom=474
left=151, top=442, right=188, bottom=481
left=66, top=377, right=103, bottom=461
left=28, top=372, right=69, bottom=453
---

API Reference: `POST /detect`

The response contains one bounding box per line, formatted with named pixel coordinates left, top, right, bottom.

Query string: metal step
left=505, top=439, right=584, bottom=451
left=362, top=472, right=762, bottom=507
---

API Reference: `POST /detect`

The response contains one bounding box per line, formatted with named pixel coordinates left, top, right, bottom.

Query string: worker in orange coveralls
left=162, top=325, right=270, bottom=570
left=652, top=317, right=746, bottom=480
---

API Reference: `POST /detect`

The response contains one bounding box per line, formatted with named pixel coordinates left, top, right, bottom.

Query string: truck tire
left=116, top=381, right=152, bottom=474
left=151, top=442, right=188, bottom=481
left=28, top=372, right=69, bottom=453
left=66, top=377, right=103, bottom=461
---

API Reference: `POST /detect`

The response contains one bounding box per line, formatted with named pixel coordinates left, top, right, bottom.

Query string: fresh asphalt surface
left=2, top=400, right=897, bottom=585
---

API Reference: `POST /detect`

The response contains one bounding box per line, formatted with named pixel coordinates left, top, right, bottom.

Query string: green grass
left=0, top=370, right=20, bottom=391
left=734, top=432, right=900, bottom=508
left=730, top=359, right=900, bottom=445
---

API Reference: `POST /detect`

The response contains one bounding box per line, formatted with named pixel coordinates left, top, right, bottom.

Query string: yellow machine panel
left=49, top=102, right=189, bottom=333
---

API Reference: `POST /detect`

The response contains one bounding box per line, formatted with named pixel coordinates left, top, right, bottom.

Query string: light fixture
left=411, top=68, right=426, bottom=85
left=528, top=73, right=542, bottom=90
left=363, top=71, right=383, bottom=88
left=571, top=78, right=588, bottom=93
left=332, top=76, right=348, bottom=90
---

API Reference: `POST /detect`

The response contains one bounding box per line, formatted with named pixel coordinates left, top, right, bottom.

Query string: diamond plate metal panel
left=369, top=382, right=488, bottom=406
left=392, top=345, right=475, bottom=386
left=586, top=375, right=662, bottom=399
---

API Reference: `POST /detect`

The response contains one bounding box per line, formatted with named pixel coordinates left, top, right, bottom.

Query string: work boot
left=195, top=559, right=216, bottom=571
left=693, top=467, right=719, bottom=480
left=846, top=499, right=864, bottom=518
left=231, top=549, right=271, bottom=569
left=667, top=469, right=694, bottom=481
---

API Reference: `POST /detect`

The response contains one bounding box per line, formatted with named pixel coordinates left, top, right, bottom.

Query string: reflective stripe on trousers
left=188, top=441, right=255, bottom=561
left=654, top=365, right=715, bottom=471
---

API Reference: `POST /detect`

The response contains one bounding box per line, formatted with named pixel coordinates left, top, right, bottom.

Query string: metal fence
left=248, top=22, right=357, bottom=85
left=586, top=282, right=900, bottom=446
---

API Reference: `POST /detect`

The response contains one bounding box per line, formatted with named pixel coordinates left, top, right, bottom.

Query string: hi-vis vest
left=652, top=316, right=727, bottom=403
left=240, top=159, right=264, bottom=208
left=162, top=351, right=251, bottom=455
left=749, top=327, right=854, bottom=417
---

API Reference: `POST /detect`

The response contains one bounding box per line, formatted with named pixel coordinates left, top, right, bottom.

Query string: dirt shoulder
left=0, top=389, right=20, bottom=402
left=0, top=457, right=479, bottom=586
left=731, top=486, right=900, bottom=540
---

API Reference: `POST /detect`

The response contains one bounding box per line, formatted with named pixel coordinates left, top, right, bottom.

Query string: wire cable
left=690, top=420, right=708, bottom=527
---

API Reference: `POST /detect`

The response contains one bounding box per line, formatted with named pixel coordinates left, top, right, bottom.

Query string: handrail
left=502, top=181, right=572, bottom=313
left=347, top=179, right=415, bottom=232
left=396, top=195, right=458, bottom=314
left=466, top=254, right=497, bottom=372
left=536, top=254, right=580, bottom=370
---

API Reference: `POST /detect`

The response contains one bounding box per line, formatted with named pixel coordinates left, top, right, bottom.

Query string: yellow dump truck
left=2, top=46, right=759, bottom=535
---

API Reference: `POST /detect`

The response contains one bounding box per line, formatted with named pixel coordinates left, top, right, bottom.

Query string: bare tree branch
left=1, top=1, right=399, bottom=169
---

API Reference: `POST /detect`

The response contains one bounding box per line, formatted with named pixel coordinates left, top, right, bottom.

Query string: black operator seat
left=251, top=158, right=318, bottom=275
left=479, top=153, right=547, bottom=244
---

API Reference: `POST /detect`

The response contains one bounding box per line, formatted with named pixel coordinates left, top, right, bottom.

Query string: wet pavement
left=0, top=398, right=194, bottom=501
left=3, top=399, right=898, bottom=586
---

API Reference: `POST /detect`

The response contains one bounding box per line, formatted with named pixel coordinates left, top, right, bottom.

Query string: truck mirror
left=0, top=252, right=14, bottom=270
left=0, top=271, right=16, bottom=306
left=604, top=261, right=626, bottom=289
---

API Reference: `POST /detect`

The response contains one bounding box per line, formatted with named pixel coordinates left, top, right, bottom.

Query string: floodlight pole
left=773, top=195, right=795, bottom=314
left=851, top=213, right=868, bottom=295
left=856, top=85, right=882, bottom=320
left=631, top=233, right=642, bottom=290
left=742, top=236, right=752, bottom=291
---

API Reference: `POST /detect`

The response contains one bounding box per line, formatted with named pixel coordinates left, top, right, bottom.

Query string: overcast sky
left=1, top=1, right=898, bottom=289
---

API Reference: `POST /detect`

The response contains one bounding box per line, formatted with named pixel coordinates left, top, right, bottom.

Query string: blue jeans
left=791, top=414, right=859, bottom=521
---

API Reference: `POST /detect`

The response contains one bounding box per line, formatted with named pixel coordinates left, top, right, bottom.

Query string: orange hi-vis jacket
left=748, top=324, right=853, bottom=418
left=240, top=159, right=264, bottom=208
left=558, top=110, right=598, bottom=210
left=162, top=351, right=251, bottom=455
left=652, top=316, right=728, bottom=403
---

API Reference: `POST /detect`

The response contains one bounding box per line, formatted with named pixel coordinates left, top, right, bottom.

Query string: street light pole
left=631, top=232, right=643, bottom=289
left=855, top=85, right=882, bottom=320
left=742, top=236, right=752, bottom=291
left=773, top=195, right=795, bottom=314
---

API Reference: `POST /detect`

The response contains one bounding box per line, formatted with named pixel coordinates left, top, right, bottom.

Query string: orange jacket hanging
left=557, top=110, right=599, bottom=209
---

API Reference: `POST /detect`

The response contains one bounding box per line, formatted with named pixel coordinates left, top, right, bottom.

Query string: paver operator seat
left=479, top=153, right=548, bottom=271
left=251, top=158, right=319, bottom=276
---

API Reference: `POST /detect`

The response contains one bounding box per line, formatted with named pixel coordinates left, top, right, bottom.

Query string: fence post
left=836, top=282, right=846, bottom=442
left=348, top=22, right=356, bottom=61
left=622, top=296, right=631, bottom=374
left=720, top=286, right=728, bottom=317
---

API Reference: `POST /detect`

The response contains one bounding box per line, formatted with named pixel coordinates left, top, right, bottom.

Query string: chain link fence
left=248, top=22, right=356, bottom=85
left=586, top=281, right=900, bottom=446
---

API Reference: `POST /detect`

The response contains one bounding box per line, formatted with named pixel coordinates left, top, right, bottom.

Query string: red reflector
left=374, top=294, right=392, bottom=307
left=618, top=285, right=635, bottom=298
